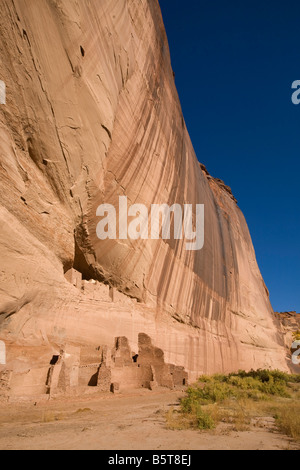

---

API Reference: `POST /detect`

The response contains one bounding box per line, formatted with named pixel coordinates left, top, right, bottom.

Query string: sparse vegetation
left=274, top=404, right=300, bottom=440
left=293, top=331, right=300, bottom=341
left=166, top=370, right=300, bottom=439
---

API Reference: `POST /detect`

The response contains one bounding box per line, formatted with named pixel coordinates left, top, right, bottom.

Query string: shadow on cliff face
left=73, top=225, right=144, bottom=303
left=71, top=225, right=107, bottom=284
left=0, top=291, right=38, bottom=327
left=72, top=238, right=96, bottom=282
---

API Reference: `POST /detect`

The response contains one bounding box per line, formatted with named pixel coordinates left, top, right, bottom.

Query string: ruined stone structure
left=0, top=331, right=188, bottom=401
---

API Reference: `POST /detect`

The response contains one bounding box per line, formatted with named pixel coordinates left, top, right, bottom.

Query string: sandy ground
left=0, top=389, right=298, bottom=450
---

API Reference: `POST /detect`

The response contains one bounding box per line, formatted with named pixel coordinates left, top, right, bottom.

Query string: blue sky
left=159, top=0, right=300, bottom=313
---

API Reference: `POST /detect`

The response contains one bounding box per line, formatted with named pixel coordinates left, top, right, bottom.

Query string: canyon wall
left=276, top=312, right=300, bottom=373
left=0, top=0, right=289, bottom=397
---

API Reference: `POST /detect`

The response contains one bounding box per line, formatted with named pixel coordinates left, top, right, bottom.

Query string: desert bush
left=195, top=406, right=215, bottom=430
left=166, top=404, right=215, bottom=431
left=274, top=404, right=300, bottom=440
left=171, top=370, right=300, bottom=440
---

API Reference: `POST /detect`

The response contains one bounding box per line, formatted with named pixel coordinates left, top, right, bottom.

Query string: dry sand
left=0, top=389, right=298, bottom=450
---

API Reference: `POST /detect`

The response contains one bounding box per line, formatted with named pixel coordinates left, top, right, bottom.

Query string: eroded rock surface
left=0, top=333, right=188, bottom=400
left=0, top=0, right=288, bottom=398
left=276, top=312, right=300, bottom=373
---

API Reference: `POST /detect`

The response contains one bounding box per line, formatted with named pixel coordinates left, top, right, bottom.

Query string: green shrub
left=173, top=370, right=300, bottom=437
left=197, top=382, right=234, bottom=403
left=290, top=374, right=300, bottom=384
left=195, top=406, right=215, bottom=430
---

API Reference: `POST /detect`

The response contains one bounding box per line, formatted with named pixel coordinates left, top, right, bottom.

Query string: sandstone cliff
left=275, top=312, right=300, bottom=373
left=0, top=0, right=288, bottom=398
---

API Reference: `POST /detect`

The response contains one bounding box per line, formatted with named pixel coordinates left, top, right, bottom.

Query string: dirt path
left=0, top=389, right=298, bottom=450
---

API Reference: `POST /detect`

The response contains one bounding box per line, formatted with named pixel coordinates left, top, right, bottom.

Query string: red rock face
left=0, top=0, right=288, bottom=392
left=275, top=312, right=300, bottom=373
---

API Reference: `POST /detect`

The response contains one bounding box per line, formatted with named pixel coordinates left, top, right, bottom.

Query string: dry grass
left=166, top=408, right=194, bottom=430
left=272, top=403, right=300, bottom=440
left=166, top=406, right=215, bottom=431
left=167, top=370, right=300, bottom=440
